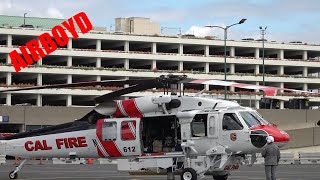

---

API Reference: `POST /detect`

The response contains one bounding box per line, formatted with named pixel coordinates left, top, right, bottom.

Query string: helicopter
left=0, top=74, right=298, bottom=180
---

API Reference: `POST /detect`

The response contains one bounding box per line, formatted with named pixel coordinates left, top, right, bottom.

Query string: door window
left=102, top=122, right=117, bottom=141
left=191, top=114, right=208, bottom=137
left=121, top=121, right=136, bottom=141
left=222, top=113, right=243, bottom=131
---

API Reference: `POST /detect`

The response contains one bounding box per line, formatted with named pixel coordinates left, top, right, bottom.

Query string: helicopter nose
left=250, top=125, right=290, bottom=148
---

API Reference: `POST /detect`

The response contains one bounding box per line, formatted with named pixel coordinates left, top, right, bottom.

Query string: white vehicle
left=0, top=75, right=293, bottom=180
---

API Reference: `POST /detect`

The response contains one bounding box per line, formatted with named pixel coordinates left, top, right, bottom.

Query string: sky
left=1, top=0, right=320, bottom=43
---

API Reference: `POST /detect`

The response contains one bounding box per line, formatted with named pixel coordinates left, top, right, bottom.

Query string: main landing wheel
left=9, top=171, right=18, bottom=179
left=212, top=174, right=229, bottom=180
left=181, top=168, right=197, bottom=180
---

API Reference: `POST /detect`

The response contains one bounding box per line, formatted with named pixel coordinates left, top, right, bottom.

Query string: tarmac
left=0, top=160, right=320, bottom=180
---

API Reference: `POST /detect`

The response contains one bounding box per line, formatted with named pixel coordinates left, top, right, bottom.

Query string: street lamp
left=259, top=26, right=267, bottom=86
left=205, top=18, right=247, bottom=100
left=259, top=26, right=267, bottom=108
left=23, top=13, right=27, bottom=26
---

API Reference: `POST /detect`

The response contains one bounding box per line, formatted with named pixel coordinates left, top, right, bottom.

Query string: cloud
left=47, top=8, right=64, bottom=19
left=0, top=0, right=13, bottom=14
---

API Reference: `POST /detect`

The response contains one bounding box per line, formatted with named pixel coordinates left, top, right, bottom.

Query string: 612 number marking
left=123, top=146, right=136, bottom=153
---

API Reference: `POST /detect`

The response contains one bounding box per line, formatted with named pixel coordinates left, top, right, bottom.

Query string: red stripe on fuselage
left=121, top=99, right=144, bottom=118
left=96, top=120, right=123, bottom=157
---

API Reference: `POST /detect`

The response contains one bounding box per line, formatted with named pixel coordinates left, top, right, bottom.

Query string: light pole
left=206, top=18, right=247, bottom=100
left=23, top=13, right=27, bottom=26
left=259, top=26, right=267, bottom=86
left=259, top=26, right=267, bottom=108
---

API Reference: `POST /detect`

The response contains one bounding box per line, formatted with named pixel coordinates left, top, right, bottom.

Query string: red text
left=10, top=12, right=93, bottom=72
left=56, top=137, right=88, bottom=149
left=25, top=140, right=53, bottom=151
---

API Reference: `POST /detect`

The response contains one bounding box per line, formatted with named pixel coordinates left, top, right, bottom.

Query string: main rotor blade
left=186, top=79, right=315, bottom=96
left=0, top=79, right=156, bottom=93
left=95, top=79, right=160, bottom=104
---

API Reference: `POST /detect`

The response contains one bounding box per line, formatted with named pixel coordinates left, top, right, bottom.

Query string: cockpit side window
left=191, top=114, right=208, bottom=137
left=222, top=113, right=243, bottom=131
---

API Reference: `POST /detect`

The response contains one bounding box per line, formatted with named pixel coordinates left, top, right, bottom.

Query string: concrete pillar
left=205, top=45, right=209, bottom=56
left=255, top=64, right=259, bottom=75
left=6, top=72, right=11, bottom=85
left=255, top=48, right=259, bottom=59
left=96, top=75, right=101, bottom=81
left=278, top=66, right=284, bottom=75
left=178, top=61, right=183, bottom=71
left=67, top=38, right=72, bottom=50
left=303, top=67, right=308, bottom=77
left=178, top=44, right=183, bottom=54
left=6, top=93, right=11, bottom=106
left=229, top=64, right=235, bottom=74
left=303, top=83, right=308, bottom=91
left=278, top=49, right=284, bottom=60
left=255, top=82, right=259, bottom=93
left=303, top=50, right=308, bottom=60
left=7, top=35, right=12, bottom=47
left=37, top=58, right=42, bottom=65
left=67, top=56, right=72, bottom=67
left=205, top=84, right=209, bottom=91
left=37, top=74, right=42, bottom=86
left=279, top=82, right=284, bottom=93
left=230, top=47, right=235, bottom=57
left=124, top=41, right=129, bottom=52
left=96, top=57, right=101, bottom=68
left=96, top=39, right=101, bottom=51
left=280, top=101, right=284, bottom=109
left=255, top=100, right=260, bottom=109
left=37, top=94, right=42, bottom=107
left=6, top=54, right=11, bottom=64
left=124, top=59, right=129, bottom=70
left=205, top=62, right=209, bottom=73
left=152, top=42, right=157, bottom=54
left=67, top=74, right=72, bottom=84
left=230, top=86, right=235, bottom=92
left=152, top=60, right=157, bottom=70
left=67, top=95, right=72, bottom=107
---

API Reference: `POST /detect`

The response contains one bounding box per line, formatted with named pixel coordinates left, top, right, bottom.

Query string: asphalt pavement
left=1, top=160, right=320, bottom=180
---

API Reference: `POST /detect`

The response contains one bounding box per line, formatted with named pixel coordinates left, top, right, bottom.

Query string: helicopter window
left=102, top=122, right=117, bottom=141
left=251, top=111, right=270, bottom=125
left=191, top=114, right=208, bottom=137
left=121, top=121, right=136, bottom=141
left=239, top=111, right=262, bottom=128
left=222, top=113, right=243, bottom=131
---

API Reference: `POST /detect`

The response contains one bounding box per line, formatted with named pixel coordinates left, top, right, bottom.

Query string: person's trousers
left=265, top=165, right=277, bottom=180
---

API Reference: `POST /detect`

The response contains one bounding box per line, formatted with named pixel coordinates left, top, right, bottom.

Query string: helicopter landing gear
left=9, top=159, right=27, bottom=179
left=181, top=168, right=197, bottom=180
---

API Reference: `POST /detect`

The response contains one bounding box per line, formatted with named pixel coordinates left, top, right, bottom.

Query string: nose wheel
left=9, top=159, right=27, bottom=179
left=9, top=171, right=18, bottom=179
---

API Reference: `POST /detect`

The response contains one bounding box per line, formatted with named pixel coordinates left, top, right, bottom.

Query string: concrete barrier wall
left=285, top=128, right=314, bottom=149
left=258, top=109, right=320, bottom=130
left=0, top=106, right=93, bottom=125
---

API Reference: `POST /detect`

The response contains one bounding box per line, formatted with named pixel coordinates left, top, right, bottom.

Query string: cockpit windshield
left=239, top=111, right=269, bottom=128
left=250, top=111, right=270, bottom=125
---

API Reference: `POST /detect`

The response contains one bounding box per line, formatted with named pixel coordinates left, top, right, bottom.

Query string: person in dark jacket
left=261, top=136, right=280, bottom=180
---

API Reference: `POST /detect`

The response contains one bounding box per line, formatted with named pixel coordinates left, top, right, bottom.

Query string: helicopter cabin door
left=96, top=118, right=141, bottom=158
left=220, top=112, right=250, bottom=152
